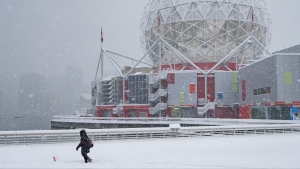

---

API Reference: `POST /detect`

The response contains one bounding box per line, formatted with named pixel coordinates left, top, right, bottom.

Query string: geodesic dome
left=140, top=0, right=272, bottom=64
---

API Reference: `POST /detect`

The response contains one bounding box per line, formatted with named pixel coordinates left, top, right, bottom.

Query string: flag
left=101, top=27, right=104, bottom=43
left=158, top=17, right=161, bottom=34
left=252, top=8, right=254, bottom=29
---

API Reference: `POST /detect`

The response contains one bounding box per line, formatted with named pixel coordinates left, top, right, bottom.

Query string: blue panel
left=217, top=92, right=223, bottom=99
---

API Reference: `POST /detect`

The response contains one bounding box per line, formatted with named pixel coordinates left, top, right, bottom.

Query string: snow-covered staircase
left=149, top=103, right=168, bottom=115
left=113, top=104, right=123, bottom=115
left=198, top=102, right=215, bottom=117
left=148, top=88, right=168, bottom=102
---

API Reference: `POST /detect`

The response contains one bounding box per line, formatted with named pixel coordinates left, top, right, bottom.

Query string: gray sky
left=1, top=0, right=300, bottom=89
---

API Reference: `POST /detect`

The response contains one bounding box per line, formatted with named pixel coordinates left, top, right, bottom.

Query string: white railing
left=51, top=116, right=300, bottom=126
left=1, top=124, right=300, bottom=145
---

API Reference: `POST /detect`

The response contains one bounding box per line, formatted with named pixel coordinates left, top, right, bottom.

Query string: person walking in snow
left=76, top=129, right=92, bottom=163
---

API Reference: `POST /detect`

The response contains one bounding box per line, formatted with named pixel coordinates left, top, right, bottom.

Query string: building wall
left=276, top=54, right=300, bottom=102
left=239, top=54, right=300, bottom=105
left=238, top=56, right=277, bottom=105
left=96, top=105, right=116, bottom=117
left=123, top=105, right=149, bottom=117
left=168, top=72, right=198, bottom=106
left=215, top=71, right=239, bottom=106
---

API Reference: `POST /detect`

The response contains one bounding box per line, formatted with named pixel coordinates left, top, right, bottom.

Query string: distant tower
left=18, top=72, right=44, bottom=112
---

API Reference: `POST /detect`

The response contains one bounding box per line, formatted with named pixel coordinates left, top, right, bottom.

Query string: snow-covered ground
left=1, top=134, right=299, bottom=168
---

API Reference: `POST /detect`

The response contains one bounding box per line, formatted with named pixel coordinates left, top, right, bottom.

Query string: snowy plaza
left=1, top=133, right=299, bottom=168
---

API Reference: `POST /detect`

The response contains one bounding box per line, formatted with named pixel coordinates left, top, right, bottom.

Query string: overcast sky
left=1, top=0, right=300, bottom=88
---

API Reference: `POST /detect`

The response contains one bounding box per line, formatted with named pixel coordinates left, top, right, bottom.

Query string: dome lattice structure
left=140, top=0, right=272, bottom=64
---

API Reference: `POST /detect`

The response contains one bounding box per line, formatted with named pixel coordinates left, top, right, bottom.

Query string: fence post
left=23, top=136, right=25, bottom=145
left=150, top=131, right=152, bottom=139
left=5, top=136, right=6, bottom=145
left=122, top=132, right=124, bottom=140
left=42, top=135, right=44, bottom=144
left=137, top=132, right=138, bottom=139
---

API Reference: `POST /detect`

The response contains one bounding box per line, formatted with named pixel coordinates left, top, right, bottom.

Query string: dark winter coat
left=76, top=130, right=90, bottom=153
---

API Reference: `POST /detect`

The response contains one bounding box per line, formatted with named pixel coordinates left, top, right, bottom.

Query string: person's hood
left=80, top=129, right=87, bottom=138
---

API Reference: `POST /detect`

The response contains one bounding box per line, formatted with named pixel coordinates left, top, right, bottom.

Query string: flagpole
left=251, top=8, right=254, bottom=61
left=101, top=27, right=103, bottom=50
left=100, top=27, right=104, bottom=81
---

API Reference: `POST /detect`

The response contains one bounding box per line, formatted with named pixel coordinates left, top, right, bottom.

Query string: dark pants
left=81, top=149, right=90, bottom=163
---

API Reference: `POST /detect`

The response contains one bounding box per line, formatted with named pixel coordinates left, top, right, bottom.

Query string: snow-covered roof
left=80, top=94, right=91, bottom=100
left=273, top=44, right=300, bottom=54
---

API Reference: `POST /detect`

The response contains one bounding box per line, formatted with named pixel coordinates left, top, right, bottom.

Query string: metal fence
left=1, top=124, right=300, bottom=146
left=51, top=116, right=300, bottom=126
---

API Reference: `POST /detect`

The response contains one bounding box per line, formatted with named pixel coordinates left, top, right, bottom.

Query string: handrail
left=149, top=103, right=168, bottom=115
left=1, top=124, right=300, bottom=145
left=51, top=116, right=300, bottom=126
left=198, top=102, right=215, bottom=116
left=149, top=88, right=168, bottom=101
left=113, top=104, right=123, bottom=115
